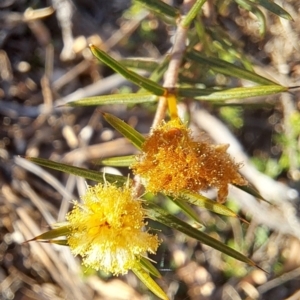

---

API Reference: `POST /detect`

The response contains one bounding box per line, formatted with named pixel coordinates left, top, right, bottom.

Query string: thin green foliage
left=102, top=112, right=145, bottom=150
left=186, top=50, right=277, bottom=85
left=67, top=93, right=158, bottom=106
left=26, top=156, right=128, bottom=186
left=90, top=45, right=166, bottom=96
left=134, top=0, right=179, bottom=19
left=147, top=203, right=258, bottom=267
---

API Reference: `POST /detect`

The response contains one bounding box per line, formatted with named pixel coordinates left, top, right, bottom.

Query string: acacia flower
left=66, top=182, right=160, bottom=275
left=132, top=118, right=247, bottom=203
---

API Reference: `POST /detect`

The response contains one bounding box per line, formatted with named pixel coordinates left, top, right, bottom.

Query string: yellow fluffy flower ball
left=132, top=118, right=247, bottom=203
left=66, top=182, right=160, bottom=275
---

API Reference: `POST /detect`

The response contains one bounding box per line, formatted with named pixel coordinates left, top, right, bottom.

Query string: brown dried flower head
left=132, top=118, right=247, bottom=203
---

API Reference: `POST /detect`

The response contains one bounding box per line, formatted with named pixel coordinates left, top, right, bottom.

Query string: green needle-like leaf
left=90, top=45, right=166, bottom=96
left=255, top=0, right=293, bottom=20
left=186, top=50, right=277, bottom=85
left=120, top=58, right=159, bottom=71
left=235, top=184, right=271, bottom=203
left=99, top=155, right=136, bottom=167
left=47, top=239, right=69, bottom=246
left=26, top=225, right=70, bottom=242
left=103, top=112, right=145, bottom=150
left=181, top=191, right=248, bottom=223
left=138, top=56, right=169, bottom=94
left=132, top=262, right=169, bottom=300
left=181, top=0, right=206, bottom=28
left=134, top=0, right=179, bottom=19
left=234, top=0, right=266, bottom=36
left=140, top=257, right=162, bottom=278
left=67, top=93, right=158, bottom=107
left=178, top=85, right=287, bottom=101
left=25, top=156, right=128, bottom=186
left=147, top=203, right=259, bottom=267
left=168, top=196, right=202, bottom=224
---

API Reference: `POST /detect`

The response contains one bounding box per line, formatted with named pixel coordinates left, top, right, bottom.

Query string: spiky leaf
left=25, top=156, right=128, bottom=186
left=147, top=203, right=259, bottom=267
left=103, top=112, right=145, bottom=150
left=67, top=93, right=158, bottom=106
left=186, top=50, right=276, bottom=85
left=90, top=45, right=166, bottom=96
left=132, top=262, right=169, bottom=300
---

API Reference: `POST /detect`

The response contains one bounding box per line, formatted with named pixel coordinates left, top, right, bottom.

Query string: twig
left=52, top=0, right=75, bottom=61
left=18, top=180, right=56, bottom=225
left=151, top=0, right=197, bottom=129
left=105, top=9, right=150, bottom=50
left=257, top=266, right=300, bottom=294
left=52, top=60, right=91, bottom=92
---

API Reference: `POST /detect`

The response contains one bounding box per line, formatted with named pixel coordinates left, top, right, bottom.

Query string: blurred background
left=1, top=0, right=300, bottom=299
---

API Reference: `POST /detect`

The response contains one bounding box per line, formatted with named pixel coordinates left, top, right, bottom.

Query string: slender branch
left=151, top=0, right=196, bottom=129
